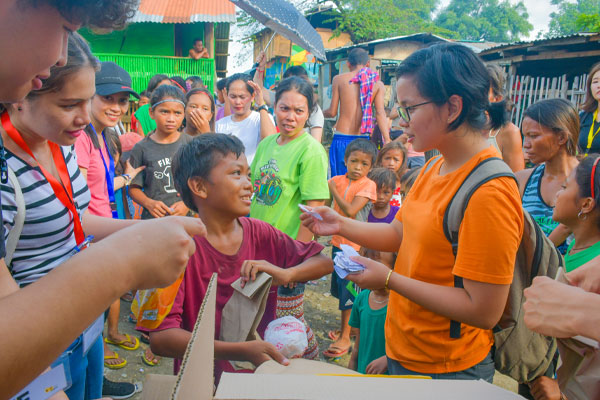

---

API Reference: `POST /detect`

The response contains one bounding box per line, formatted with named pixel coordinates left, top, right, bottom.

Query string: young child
left=399, top=167, right=422, bottom=201
left=348, top=248, right=396, bottom=375
left=325, top=138, right=377, bottom=358
left=128, top=85, right=192, bottom=220
left=367, top=168, right=399, bottom=224
left=375, top=141, right=407, bottom=207
left=131, top=90, right=150, bottom=136
left=149, top=133, right=333, bottom=381
left=183, top=87, right=215, bottom=136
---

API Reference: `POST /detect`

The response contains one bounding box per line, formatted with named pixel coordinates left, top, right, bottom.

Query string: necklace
left=571, top=244, right=592, bottom=252
left=370, top=294, right=388, bottom=304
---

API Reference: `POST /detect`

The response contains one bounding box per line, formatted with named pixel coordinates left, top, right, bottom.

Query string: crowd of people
left=1, top=2, right=600, bottom=400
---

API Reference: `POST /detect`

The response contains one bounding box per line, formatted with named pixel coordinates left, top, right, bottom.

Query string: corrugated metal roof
left=130, top=0, right=236, bottom=24
left=480, top=32, right=599, bottom=54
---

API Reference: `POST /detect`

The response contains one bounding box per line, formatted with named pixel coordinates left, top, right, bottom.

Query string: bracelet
left=385, top=270, right=393, bottom=290
left=121, top=174, right=132, bottom=185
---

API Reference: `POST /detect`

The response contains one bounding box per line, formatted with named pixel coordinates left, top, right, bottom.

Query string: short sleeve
left=307, top=106, right=325, bottom=129
left=355, top=179, right=377, bottom=201
left=299, top=144, right=329, bottom=201
left=129, top=142, right=144, bottom=187
left=452, top=177, right=523, bottom=285
left=74, top=134, right=93, bottom=169
left=348, top=291, right=365, bottom=329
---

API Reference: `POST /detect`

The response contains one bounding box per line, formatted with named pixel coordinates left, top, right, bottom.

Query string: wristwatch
left=256, top=104, right=268, bottom=112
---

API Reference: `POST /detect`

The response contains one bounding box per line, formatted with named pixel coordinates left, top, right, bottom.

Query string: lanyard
left=1, top=112, right=85, bottom=244
left=585, top=109, right=600, bottom=156
left=88, top=124, right=118, bottom=218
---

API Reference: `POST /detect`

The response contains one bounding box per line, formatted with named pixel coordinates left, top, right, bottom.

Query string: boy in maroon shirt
left=149, top=134, right=333, bottom=380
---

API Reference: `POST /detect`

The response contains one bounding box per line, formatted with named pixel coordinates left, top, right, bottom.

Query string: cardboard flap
left=255, top=359, right=360, bottom=375
left=141, top=374, right=177, bottom=400
left=230, top=272, right=272, bottom=299
left=172, top=273, right=217, bottom=400
left=215, top=373, right=525, bottom=399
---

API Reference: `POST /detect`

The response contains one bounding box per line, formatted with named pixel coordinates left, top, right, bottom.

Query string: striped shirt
left=522, top=164, right=567, bottom=254
left=1, top=146, right=90, bottom=286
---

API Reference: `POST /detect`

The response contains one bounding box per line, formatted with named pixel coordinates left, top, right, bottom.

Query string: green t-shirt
left=250, top=133, right=329, bottom=238
left=134, top=104, right=156, bottom=136
left=348, top=289, right=388, bottom=375
left=565, top=240, right=600, bottom=272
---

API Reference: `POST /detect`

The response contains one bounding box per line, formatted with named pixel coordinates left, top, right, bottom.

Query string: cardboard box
left=143, top=273, right=524, bottom=399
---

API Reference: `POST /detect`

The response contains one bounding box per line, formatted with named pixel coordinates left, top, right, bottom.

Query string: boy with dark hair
left=323, top=48, right=390, bottom=176
left=150, top=134, right=333, bottom=381
left=325, top=138, right=377, bottom=359
left=189, top=38, right=209, bottom=59
left=367, top=168, right=399, bottom=224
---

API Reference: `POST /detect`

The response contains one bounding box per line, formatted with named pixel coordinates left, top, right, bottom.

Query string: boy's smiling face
left=201, top=152, right=253, bottom=216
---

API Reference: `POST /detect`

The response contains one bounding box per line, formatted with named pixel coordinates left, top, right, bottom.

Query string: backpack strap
left=423, top=155, right=442, bottom=174
left=5, top=166, right=25, bottom=265
left=443, top=157, right=516, bottom=338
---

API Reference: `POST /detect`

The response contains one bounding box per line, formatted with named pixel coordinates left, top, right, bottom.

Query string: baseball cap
left=95, top=61, right=140, bottom=99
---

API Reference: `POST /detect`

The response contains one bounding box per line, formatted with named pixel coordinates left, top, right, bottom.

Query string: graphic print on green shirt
left=253, top=158, right=284, bottom=207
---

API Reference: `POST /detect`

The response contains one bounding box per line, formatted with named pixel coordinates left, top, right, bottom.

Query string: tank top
left=487, top=129, right=501, bottom=153
left=522, top=164, right=568, bottom=254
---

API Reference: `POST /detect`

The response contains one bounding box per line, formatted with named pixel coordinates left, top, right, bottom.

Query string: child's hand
left=240, top=260, right=291, bottom=288
left=124, top=161, right=145, bottom=180
left=188, top=108, right=211, bottom=133
left=328, top=180, right=337, bottom=194
left=346, top=256, right=391, bottom=290
left=528, top=376, right=561, bottom=400
left=242, top=340, right=290, bottom=367
left=247, top=80, right=265, bottom=107
left=146, top=199, right=173, bottom=218
left=365, top=355, right=388, bottom=375
left=299, top=206, right=342, bottom=236
left=170, top=201, right=189, bottom=217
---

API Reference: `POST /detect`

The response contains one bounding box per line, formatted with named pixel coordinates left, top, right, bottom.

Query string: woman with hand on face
left=250, top=77, right=329, bottom=360
left=301, top=43, right=523, bottom=382
left=183, top=87, right=215, bottom=137
left=516, top=99, right=580, bottom=255
left=215, top=73, right=276, bottom=164
left=579, top=62, right=600, bottom=157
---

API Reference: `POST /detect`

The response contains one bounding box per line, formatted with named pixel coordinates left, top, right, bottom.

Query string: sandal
left=104, top=352, right=127, bottom=369
left=323, top=344, right=351, bottom=359
left=104, top=333, right=140, bottom=351
left=141, top=348, right=161, bottom=366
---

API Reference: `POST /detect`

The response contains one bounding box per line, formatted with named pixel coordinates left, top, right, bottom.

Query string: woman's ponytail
left=487, top=100, right=508, bottom=131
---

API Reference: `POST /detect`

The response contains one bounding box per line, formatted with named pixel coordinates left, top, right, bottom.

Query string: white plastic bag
left=264, top=316, right=308, bottom=359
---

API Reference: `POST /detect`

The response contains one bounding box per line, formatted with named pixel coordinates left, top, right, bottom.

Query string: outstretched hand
left=299, top=206, right=342, bottom=236
left=240, top=260, right=290, bottom=287
left=345, top=255, right=391, bottom=290
left=243, top=340, right=290, bottom=367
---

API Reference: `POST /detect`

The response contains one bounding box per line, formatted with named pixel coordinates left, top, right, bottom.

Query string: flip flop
left=104, top=352, right=127, bottom=369
left=104, top=333, right=140, bottom=351
left=140, top=333, right=150, bottom=345
left=327, top=330, right=341, bottom=341
left=323, top=345, right=350, bottom=359
left=141, top=350, right=161, bottom=367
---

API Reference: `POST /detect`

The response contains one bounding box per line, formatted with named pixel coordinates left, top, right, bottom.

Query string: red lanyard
left=1, top=112, right=85, bottom=244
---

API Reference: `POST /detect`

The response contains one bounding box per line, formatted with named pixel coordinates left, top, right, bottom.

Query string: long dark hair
left=583, top=62, right=600, bottom=114
left=575, top=154, right=600, bottom=228
left=395, top=43, right=507, bottom=132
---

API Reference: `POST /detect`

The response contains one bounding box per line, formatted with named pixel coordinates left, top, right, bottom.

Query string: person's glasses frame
left=397, top=101, right=434, bottom=123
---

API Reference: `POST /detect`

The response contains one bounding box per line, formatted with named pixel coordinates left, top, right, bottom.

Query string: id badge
left=82, top=315, right=104, bottom=355
left=11, top=364, right=68, bottom=400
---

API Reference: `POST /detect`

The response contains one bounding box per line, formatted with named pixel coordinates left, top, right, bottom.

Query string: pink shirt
left=152, top=217, right=324, bottom=381
left=74, top=133, right=112, bottom=217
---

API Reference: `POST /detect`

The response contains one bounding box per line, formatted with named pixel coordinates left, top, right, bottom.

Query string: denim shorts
left=387, top=350, right=495, bottom=383
left=54, top=334, right=104, bottom=400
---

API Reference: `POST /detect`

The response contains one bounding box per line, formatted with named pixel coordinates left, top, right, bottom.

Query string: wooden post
left=204, top=23, right=215, bottom=91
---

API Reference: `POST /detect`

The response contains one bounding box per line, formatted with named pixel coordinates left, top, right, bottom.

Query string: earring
left=578, top=210, right=588, bottom=220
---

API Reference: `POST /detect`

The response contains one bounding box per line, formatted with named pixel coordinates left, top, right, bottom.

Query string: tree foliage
left=434, top=0, right=533, bottom=42
left=547, top=0, right=600, bottom=37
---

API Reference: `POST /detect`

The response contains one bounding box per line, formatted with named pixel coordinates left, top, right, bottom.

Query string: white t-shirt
left=215, top=111, right=274, bottom=164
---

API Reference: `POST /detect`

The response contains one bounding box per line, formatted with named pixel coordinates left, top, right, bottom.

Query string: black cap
left=95, top=61, right=140, bottom=99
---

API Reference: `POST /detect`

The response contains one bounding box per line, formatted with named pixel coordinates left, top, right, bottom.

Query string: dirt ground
left=105, top=240, right=517, bottom=399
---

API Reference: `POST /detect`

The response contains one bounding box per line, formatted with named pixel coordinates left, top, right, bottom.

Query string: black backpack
left=424, top=156, right=562, bottom=383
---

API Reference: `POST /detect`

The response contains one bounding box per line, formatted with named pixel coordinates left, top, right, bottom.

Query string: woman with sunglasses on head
left=301, top=43, right=523, bottom=382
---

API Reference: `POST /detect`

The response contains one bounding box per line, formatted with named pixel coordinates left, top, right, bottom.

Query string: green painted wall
left=81, top=23, right=207, bottom=56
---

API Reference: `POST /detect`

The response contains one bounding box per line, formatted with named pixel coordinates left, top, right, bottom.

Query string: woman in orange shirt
left=302, top=43, right=523, bottom=381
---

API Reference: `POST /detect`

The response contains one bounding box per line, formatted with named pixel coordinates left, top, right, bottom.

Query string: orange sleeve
left=452, top=177, right=523, bottom=285
left=355, top=179, right=377, bottom=201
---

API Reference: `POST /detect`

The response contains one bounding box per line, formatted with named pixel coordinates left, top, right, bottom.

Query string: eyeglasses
left=397, top=101, right=433, bottom=123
